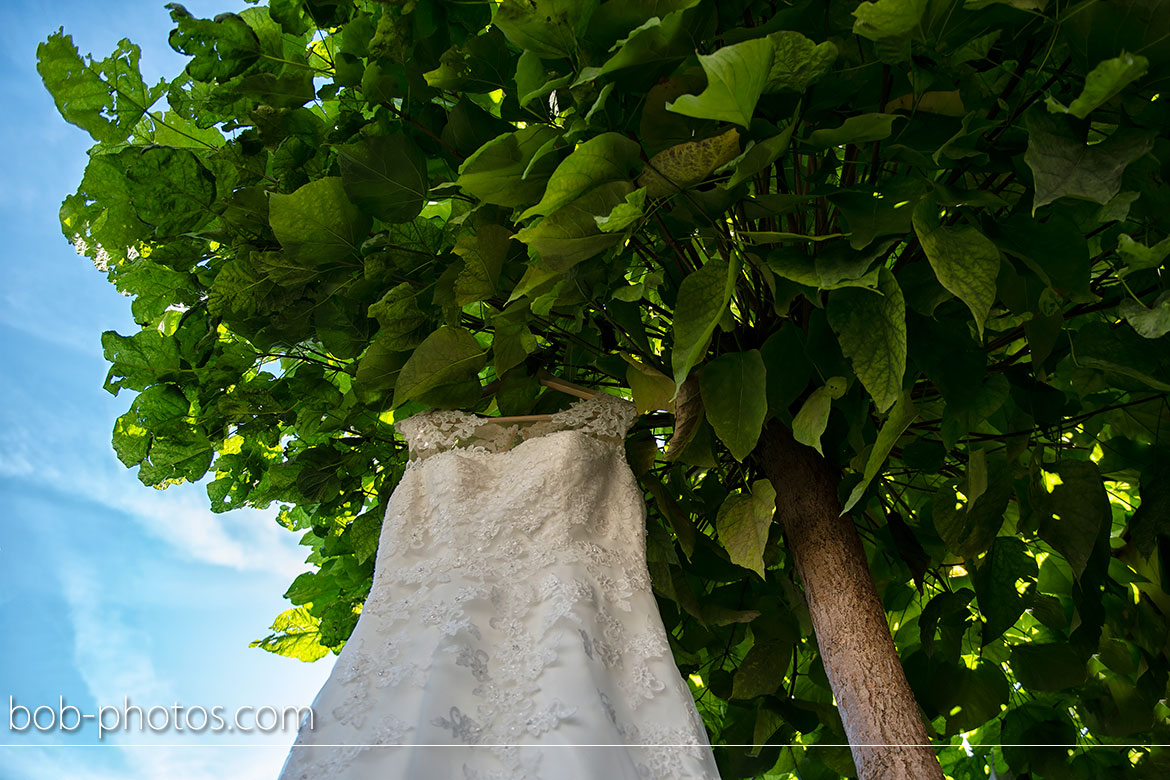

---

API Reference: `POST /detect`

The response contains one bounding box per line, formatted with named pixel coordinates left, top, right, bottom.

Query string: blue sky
left=0, top=2, right=332, bottom=777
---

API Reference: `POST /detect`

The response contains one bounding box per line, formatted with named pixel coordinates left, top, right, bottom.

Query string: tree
left=39, top=0, right=1170, bottom=777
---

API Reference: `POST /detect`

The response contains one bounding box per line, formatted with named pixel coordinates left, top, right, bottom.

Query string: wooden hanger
left=471, top=369, right=600, bottom=425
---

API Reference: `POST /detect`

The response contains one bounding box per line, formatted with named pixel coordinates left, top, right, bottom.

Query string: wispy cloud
left=86, top=473, right=309, bottom=580
left=56, top=551, right=175, bottom=711
left=0, top=427, right=309, bottom=580
left=1, top=553, right=296, bottom=780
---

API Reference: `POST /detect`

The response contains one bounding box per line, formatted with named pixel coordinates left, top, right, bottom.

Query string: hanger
left=470, top=369, right=600, bottom=425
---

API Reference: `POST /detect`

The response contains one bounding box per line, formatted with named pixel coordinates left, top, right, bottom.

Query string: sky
left=0, top=2, right=333, bottom=778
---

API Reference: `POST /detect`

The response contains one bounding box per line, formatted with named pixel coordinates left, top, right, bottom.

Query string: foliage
left=40, top=0, right=1170, bottom=776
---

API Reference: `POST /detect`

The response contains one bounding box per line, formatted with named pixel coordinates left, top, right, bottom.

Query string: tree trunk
left=751, top=419, right=944, bottom=780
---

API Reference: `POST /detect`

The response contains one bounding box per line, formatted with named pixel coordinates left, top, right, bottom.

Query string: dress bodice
left=382, top=391, right=646, bottom=576
left=392, top=392, right=639, bottom=463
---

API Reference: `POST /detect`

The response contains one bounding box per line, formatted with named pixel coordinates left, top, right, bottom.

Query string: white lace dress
left=276, top=392, right=722, bottom=780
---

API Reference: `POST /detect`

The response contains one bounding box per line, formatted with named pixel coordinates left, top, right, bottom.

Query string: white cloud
left=56, top=552, right=174, bottom=709
left=0, top=427, right=309, bottom=581
left=87, top=473, right=309, bottom=580
left=7, top=544, right=307, bottom=780
left=16, top=555, right=279, bottom=780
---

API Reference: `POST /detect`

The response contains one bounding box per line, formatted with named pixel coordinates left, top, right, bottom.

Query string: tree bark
left=751, top=419, right=944, bottom=780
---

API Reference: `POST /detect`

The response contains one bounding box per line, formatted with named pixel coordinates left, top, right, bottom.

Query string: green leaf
left=985, top=212, right=1092, bottom=301
left=492, top=302, right=538, bottom=375
left=932, top=452, right=1012, bottom=560
left=807, top=113, right=899, bottom=148
left=1010, top=642, right=1088, bottom=691
left=667, top=38, right=773, bottom=128
left=101, top=328, right=181, bottom=395
left=124, top=146, right=217, bottom=236
left=1117, top=233, right=1170, bottom=274
left=453, top=224, right=513, bottom=305
left=514, top=181, right=632, bottom=272
left=665, top=373, right=703, bottom=458
left=269, top=177, right=371, bottom=265
left=624, top=355, right=675, bottom=415
left=911, top=201, right=1000, bottom=341
left=716, top=479, right=777, bottom=578
left=494, top=0, right=600, bottom=59
left=791, top=379, right=845, bottom=456
left=507, top=260, right=565, bottom=303
left=339, top=134, right=428, bottom=223
left=764, top=31, right=837, bottom=93
left=1046, top=52, right=1148, bottom=120
left=110, top=260, right=196, bottom=326
left=731, top=640, right=790, bottom=699
left=726, top=120, right=796, bottom=189
left=1024, top=110, right=1154, bottom=214
left=1034, top=460, right=1109, bottom=579
left=166, top=5, right=261, bottom=81
left=699, top=349, right=767, bottom=462
left=583, top=7, right=700, bottom=81
left=942, top=661, right=1011, bottom=735
left=457, top=126, right=562, bottom=208
left=354, top=334, right=409, bottom=402
left=137, top=432, right=215, bottom=486
left=1120, top=291, right=1170, bottom=339
left=514, top=50, right=572, bottom=106
left=585, top=0, right=702, bottom=48
left=827, top=266, right=907, bottom=413
left=367, top=282, right=430, bottom=350
left=37, top=31, right=166, bottom=144
left=423, top=27, right=513, bottom=93
left=852, top=0, right=927, bottom=40
left=766, top=243, right=885, bottom=291
left=392, top=326, right=488, bottom=408
left=829, top=177, right=928, bottom=250
left=249, top=607, right=329, bottom=662
left=594, top=187, right=646, bottom=232
left=1072, top=321, right=1170, bottom=392
left=638, top=128, right=740, bottom=198
left=518, top=133, right=641, bottom=220
left=348, top=509, right=382, bottom=564
left=112, top=411, right=150, bottom=466
left=973, top=536, right=1038, bottom=644
left=841, top=390, right=917, bottom=514
left=670, top=256, right=740, bottom=392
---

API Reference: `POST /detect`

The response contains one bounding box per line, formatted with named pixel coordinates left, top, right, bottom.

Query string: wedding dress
left=276, top=391, right=722, bottom=780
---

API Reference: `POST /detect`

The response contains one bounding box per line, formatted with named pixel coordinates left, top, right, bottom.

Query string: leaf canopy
left=41, top=0, right=1170, bottom=775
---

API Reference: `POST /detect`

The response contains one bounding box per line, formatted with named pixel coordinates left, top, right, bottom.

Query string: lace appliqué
left=394, top=392, right=638, bottom=463
left=279, top=389, right=721, bottom=780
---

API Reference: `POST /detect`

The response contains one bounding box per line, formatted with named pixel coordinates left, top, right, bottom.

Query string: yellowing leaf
left=638, top=128, right=740, bottom=198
